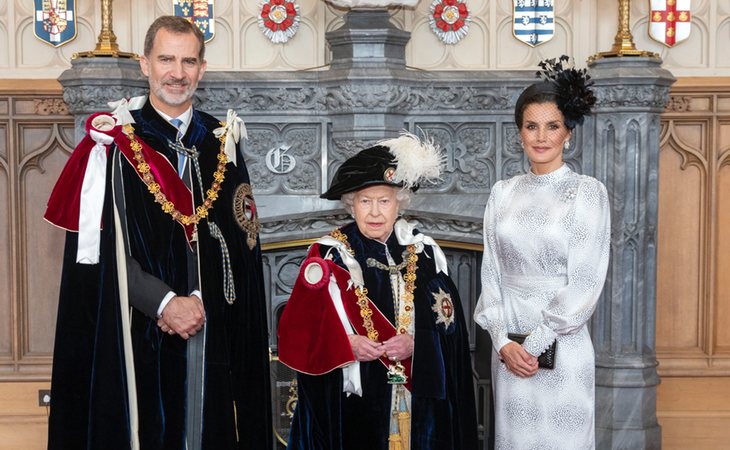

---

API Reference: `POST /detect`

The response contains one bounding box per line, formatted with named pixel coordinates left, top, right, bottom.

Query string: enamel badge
left=233, top=183, right=261, bottom=250
left=34, top=0, right=77, bottom=47
left=173, top=0, right=216, bottom=43
left=649, top=0, right=691, bottom=47
left=429, top=0, right=470, bottom=45
left=512, top=0, right=554, bottom=47
left=431, top=288, right=455, bottom=329
left=258, top=0, right=300, bottom=44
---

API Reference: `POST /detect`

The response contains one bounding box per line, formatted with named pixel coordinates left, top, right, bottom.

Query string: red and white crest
left=649, top=0, right=691, bottom=47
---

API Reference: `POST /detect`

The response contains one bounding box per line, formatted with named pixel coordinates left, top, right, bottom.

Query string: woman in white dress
left=474, top=56, right=611, bottom=450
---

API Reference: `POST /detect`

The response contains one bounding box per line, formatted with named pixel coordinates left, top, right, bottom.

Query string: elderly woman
left=474, top=56, right=610, bottom=449
left=278, top=134, right=478, bottom=450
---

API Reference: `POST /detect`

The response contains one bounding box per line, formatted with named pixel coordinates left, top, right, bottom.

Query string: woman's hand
left=499, top=342, right=538, bottom=377
left=381, top=333, right=414, bottom=362
left=349, top=335, right=385, bottom=361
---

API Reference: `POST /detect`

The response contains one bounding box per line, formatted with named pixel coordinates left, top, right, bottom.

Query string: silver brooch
left=561, top=183, right=578, bottom=202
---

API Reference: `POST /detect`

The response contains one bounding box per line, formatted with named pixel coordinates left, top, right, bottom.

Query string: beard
left=149, top=76, right=197, bottom=107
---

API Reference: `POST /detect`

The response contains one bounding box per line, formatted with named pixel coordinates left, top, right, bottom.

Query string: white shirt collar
left=152, top=104, right=193, bottom=136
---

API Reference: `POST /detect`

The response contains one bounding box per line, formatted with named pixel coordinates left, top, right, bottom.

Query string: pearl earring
left=564, top=140, right=570, bottom=150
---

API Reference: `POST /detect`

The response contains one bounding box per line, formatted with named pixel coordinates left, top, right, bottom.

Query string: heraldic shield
left=34, top=0, right=77, bottom=47
left=513, top=0, right=555, bottom=47
left=174, top=0, right=216, bottom=42
left=649, top=0, right=691, bottom=47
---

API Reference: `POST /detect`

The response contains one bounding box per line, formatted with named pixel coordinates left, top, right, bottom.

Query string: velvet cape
left=282, top=222, right=478, bottom=450
left=47, top=100, right=272, bottom=449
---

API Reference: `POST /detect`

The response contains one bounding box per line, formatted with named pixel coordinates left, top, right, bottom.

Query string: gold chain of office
left=329, top=228, right=418, bottom=340
left=122, top=123, right=228, bottom=227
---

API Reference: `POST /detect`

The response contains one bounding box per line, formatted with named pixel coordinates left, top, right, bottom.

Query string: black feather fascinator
left=515, top=55, right=596, bottom=129
left=537, top=55, right=596, bottom=128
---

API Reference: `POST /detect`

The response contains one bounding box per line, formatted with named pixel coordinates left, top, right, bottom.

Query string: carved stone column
left=326, top=9, right=410, bottom=70
left=587, top=57, right=675, bottom=449
left=58, top=57, right=146, bottom=141
left=323, top=9, right=411, bottom=143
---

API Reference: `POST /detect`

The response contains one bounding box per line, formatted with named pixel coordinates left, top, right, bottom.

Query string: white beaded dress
left=474, top=164, right=610, bottom=450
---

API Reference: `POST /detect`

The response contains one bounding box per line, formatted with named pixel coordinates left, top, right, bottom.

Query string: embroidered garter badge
left=431, top=288, right=455, bottom=328
left=233, top=183, right=261, bottom=250
left=383, top=167, right=396, bottom=182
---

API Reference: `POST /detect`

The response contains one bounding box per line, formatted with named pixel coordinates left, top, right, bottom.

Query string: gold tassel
left=398, top=411, right=411, bottom=450
left=389, top=433, right=403, bottom=450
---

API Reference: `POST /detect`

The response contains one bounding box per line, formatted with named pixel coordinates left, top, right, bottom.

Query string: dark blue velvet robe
left=286, top=222, right=478, bottom=450
left=48, top=100, right=272, bottom=449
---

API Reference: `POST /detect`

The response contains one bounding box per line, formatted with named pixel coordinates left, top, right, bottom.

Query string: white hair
left=340, top=186, right=412, bottom=216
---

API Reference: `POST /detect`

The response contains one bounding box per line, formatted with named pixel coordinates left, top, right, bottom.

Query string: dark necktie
left=170, top=118, right=186, bottom=175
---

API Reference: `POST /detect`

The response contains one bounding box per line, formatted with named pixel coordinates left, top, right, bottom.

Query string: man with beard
left=46, top=16, right=272, bottom=449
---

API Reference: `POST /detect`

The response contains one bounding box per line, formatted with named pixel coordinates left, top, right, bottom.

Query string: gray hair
left=144, top=15, right=205, bottom=60
left=340, top=187, right=412, bottom=216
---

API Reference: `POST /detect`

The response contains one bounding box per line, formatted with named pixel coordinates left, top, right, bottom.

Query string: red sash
left=113, top=128, right=195, bottom=243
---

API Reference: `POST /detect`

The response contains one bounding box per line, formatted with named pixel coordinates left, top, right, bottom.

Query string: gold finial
left=589, top=0, right=658, bottom=63
left=73, top=0, right=137, bottom=59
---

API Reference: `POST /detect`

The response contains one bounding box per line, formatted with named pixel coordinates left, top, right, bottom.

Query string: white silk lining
left=327, top=273, right=362, bottom=396
left=76, top=127, right=113, bottom=264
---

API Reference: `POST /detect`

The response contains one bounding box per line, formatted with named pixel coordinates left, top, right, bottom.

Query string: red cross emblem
left=649, top=0, right=691, bottom=47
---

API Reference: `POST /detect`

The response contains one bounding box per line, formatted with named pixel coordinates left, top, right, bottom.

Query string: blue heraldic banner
left=34, top=0, right=77, bottom=47
left=513, top=0, right=554, bottom=47
left=173, top=0, right=216, bottom=42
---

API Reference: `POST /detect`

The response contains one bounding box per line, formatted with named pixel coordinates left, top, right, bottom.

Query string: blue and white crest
left=34, top=0, right=77, bottom=47
left=512, top=0, right=554, bottom=47
left=173, top=0, right=216, bottom=43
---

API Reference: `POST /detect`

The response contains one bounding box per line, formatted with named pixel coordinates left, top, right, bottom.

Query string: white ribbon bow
left=107, top=95, right=147, bottom=125
left=213, top=109, right=248, bottom=167
left=394, top=219, right=449, bottom=275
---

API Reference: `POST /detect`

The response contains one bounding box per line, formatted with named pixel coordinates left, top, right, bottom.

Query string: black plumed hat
left=321, top=132, right=442, bottom=201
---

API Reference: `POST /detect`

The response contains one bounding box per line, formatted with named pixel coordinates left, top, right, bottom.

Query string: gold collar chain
left=122, top=123, right=228, bottom=227
left=329, top=228, right=417, bottom=338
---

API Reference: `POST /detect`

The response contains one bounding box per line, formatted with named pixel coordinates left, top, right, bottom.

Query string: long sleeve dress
left=474, top=164, right=610, bottom=450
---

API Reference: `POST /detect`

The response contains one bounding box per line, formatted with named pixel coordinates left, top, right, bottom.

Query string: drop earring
left=564, top=140, right=570, bottom=150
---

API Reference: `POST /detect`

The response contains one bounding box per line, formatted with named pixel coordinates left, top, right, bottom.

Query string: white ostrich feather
left=378, top=131, right=443, bottom=189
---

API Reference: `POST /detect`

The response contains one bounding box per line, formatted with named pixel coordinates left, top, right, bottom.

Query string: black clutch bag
left=507, top=333, right=556, bottom=370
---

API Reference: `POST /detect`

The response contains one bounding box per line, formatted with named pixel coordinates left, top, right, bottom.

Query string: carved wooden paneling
left=0, top=82, right=72, bottom=379
left=657, top=122, right=705, bottom=353
left=657, top=78, right=730, bottom=375
left=0, top=119, right=10, bottom=362
left=18, top=122, right=73, bottom=360
left=716, top=119, right=730, bottom=358
left=0, top=381, right=51, bottom=450
left=657, top=377, right=730, bottom=449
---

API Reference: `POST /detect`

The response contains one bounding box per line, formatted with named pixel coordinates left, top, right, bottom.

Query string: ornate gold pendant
left=387, top=362, right=407, bottom=385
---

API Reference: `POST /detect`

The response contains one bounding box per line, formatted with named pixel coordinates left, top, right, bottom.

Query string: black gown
left=47, top=100, right=272, bottom=449
left=283, top=222, right=478, bottom=450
